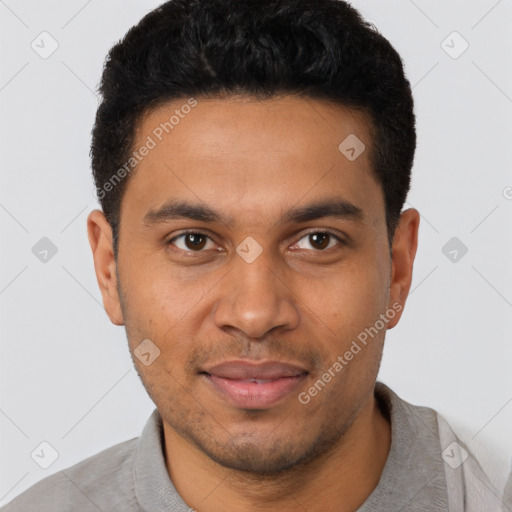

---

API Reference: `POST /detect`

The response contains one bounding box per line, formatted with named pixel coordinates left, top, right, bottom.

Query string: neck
left=163, top=391, right=391, bottom=512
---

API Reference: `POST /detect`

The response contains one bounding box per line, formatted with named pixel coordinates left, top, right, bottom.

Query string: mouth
left=200, top=360, right=309, bottom=409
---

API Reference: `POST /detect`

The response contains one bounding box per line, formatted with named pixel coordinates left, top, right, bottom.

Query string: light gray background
left=1, top=0, right=511, bottom=505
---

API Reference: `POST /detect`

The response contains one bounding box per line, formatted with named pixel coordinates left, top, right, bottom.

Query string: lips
left=201, top=360, right=308, bottom=409
left=203, top=360, right=307, bottom=380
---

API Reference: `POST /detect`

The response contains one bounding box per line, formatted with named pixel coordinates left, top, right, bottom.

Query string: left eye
left=170, top=233, right=216, bottom=251
left=294, top=232, right=342, bottom=251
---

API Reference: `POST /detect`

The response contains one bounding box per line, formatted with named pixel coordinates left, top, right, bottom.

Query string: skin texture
left=88, top=95, right=420, bottom=511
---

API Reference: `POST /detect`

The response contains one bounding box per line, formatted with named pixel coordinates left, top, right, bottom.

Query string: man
left=2, top=0, right=507, bottom=510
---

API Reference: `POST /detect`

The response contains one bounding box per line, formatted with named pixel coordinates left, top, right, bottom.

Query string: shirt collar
left=358, top=381, right=449, bottom=511
left=132, top=381, right=449, bottom=511
left=134, top=409, right=190, bottom=511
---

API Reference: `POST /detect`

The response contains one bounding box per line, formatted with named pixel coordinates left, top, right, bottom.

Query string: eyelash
left=167, top=229, right=346, bottom=253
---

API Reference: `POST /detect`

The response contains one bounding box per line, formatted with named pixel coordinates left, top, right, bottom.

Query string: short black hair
left=91, top=0, right=415, bottom=254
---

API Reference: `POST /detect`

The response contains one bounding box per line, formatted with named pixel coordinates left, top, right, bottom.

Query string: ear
left=87, top=210, right=124, bottom=326
left=387, top=208, right=420, bottom=329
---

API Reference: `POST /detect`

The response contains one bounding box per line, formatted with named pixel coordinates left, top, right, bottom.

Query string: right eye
left=169, top=232, right=217, bottom=252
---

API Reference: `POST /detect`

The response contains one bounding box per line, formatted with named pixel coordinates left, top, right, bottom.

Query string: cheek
left=119, top=254, right=203, bottom=328
left=298, top=255, right=389, bottom=340
left=119, top=271, right=213, bottom=376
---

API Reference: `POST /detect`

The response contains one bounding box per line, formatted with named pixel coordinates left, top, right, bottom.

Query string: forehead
left=122, top=95, right=384, bottom=228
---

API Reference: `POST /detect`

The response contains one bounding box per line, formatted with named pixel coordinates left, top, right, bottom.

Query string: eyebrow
left=144, top=200, right=222, bottom=225
left=281, top=199, right=364, bottom=224
left=143, top=198, right=365, bottom=227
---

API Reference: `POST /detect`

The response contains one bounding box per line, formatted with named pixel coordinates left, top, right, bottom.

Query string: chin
left=189, top=426, right=345, bottom=476
left=207, top=446, right=303, bottom=475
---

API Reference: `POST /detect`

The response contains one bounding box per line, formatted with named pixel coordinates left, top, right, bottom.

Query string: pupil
left=186, top=234, right=206, bottom=250
left=310, top=233, right=329, bottom=250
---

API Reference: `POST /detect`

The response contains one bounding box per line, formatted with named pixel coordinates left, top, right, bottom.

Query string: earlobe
left=87, top=210, right=124, bottom=326
left=387, top=208, right=420, bottom=329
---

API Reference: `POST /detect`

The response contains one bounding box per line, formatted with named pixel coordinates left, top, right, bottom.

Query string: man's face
left=91, top=95, right=410, bottom=474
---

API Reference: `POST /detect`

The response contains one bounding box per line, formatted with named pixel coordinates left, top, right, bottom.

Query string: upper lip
left=202, top=360, right=308, bottom=380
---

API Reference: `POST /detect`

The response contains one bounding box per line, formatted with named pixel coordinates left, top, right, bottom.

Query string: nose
left=213, top=252, right=300, bottom=339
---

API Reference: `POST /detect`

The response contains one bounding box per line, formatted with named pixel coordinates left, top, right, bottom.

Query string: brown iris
left=309, top=233, right=330, bottom=250
left=184, top=233, right=207, bottom=250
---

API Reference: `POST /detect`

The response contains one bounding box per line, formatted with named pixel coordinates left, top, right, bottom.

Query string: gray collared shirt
left=1, top=381, right=507, bottom=511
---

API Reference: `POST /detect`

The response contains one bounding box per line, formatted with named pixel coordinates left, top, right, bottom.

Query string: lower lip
left=203, top=373, right=307, bottom=409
